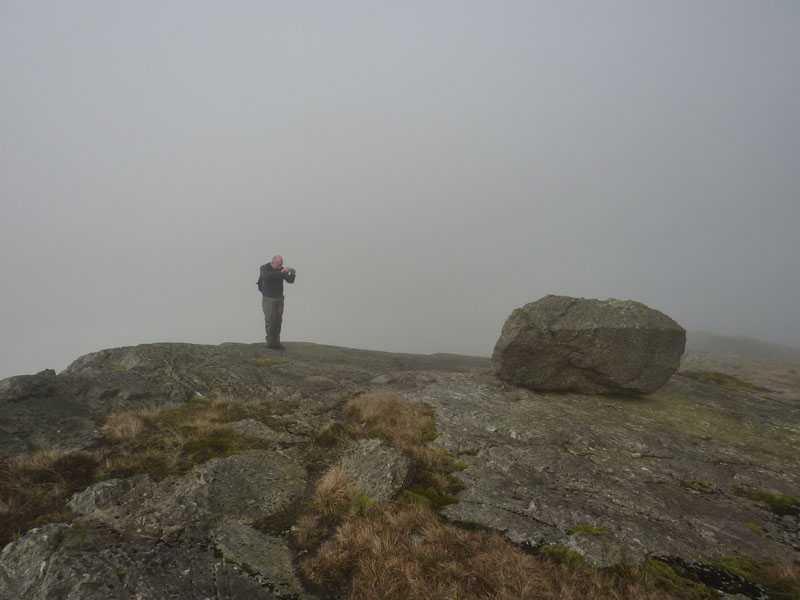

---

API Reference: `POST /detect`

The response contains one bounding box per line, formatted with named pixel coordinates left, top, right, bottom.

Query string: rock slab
left=492, top=295, right=685, bottom=394
left=341, top=438, right=414, bottom=501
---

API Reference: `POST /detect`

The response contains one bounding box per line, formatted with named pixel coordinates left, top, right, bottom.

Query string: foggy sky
left=2, top=1, right=799, bottom=380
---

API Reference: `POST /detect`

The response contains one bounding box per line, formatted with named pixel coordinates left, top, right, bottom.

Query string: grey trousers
left=262, top=296, right=285, bottom=345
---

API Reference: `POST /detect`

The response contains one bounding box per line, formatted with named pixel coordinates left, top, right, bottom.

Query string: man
left=258, top=255, right=296, bottom=350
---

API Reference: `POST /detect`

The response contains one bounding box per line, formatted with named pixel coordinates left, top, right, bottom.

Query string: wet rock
left=341, top=438, right=415, bottom=501
left=492, top=295, right=686, bottom=394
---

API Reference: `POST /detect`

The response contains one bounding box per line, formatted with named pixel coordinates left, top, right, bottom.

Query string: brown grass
left=300, top=393, right=688, bottom=600
left=762, top=561, right=800, bottom=598
left=0, top=449, right=98, bottom=544
left=313, top=465, right=363, bottom=518
left=302, top=501, right=682, bottom=600
left=343, top=393, right=438, bottom=447
left=102, top=412, right=146, bottom=440
left=316, top=393, right=462, bottom=501
left=0, top=395, right=278, bottom=547
left=303, top=393, right=790, bottom=599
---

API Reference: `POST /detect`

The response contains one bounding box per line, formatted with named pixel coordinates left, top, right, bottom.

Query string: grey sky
left=2, top=1, right=799, bottom=380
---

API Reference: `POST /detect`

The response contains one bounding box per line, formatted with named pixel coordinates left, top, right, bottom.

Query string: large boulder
left=492, top=295, right=685, bottom=394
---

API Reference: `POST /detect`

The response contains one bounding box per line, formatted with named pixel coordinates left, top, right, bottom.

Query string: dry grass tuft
left=344, top=393, right=437, bottom=448
left=317, top=393, right=463, bottom=503
left=294, top=513, right=324, bottom=549
left=0, top=449, right=99, bottom=545
left=313, top=466, right=362, bottom=518
left=762, top=560, right=800, bottom=598
left=102, top=412, right=146, bottom=440
left=302, top=501, right=682, bottom=600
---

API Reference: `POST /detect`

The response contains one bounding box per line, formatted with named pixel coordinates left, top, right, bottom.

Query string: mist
left=2, top=1, right=799, bottom=380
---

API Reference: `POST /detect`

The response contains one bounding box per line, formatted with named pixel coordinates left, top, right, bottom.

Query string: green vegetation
left=734, top=486, right=799, bottom=513
left=745, top=523, right=766, bottom=536
left=254, top=359, right=291, bottom=366
left=641, top=559, right=716, bottom=599
left=402, top=486, right=459, bottom=510
left=681, top=480, right=715, bottom=493
left=709, top=555, right=800, bottom=598
left=679, top=370, right=768, bottom=393
left=536, top=545, right=591, bottom=570
left=712, top=555, right=761, bottom=582
left=351, top=492, right=373, bottom=513
left=643, top=387, right=797, bottom=461
left=568, top=524, right=610, bottom=536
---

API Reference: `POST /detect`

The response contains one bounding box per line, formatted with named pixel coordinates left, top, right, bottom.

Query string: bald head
left=271, top=255, right=283, bottom=269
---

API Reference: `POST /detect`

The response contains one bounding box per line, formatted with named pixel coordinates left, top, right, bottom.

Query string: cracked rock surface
left=390, top=369, right=800, bottom=567
left=0, top=339, right=798, bottom=597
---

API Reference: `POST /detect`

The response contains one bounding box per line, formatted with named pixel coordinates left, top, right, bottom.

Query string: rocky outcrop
left=341, top=438, right=415, bottom=501
left=0, top=521, right=277, bottom=600
left=0, top=369, right=58, bottom=401
left=0, top=342, right=487, bottom=463
left=398, top=371, right=800, bottom=569
left=67, top=450, right=307, bottom=540
left=1, top=449, right=313, bottom=599
left=1, top=339, right=798, bottom=598
left=492, top=295, right=686, bottom=394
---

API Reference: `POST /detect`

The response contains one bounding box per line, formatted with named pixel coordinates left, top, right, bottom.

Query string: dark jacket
left=259, top=263, right=296, bottom=298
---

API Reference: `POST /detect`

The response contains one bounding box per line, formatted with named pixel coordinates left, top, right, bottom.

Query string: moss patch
left=679, top=370, right=768, bottom=393
left=402, top=486, right=459, bottom=510
left=712, top=555, right=761, bottom=582
left=644, top=559, right=717, bottom=599
left=568, top=524, right=610, bottom=536
left=254, top=359, right=291, bottom=366
left=734, top=486, right=799, bottom=514
left=681, top=480, right=715, bottom=494
left=536, top=545, right=591, bottom=570
left=643, top=387, right=797, bottom=461
left=180, top=435, right=238, bottom=464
